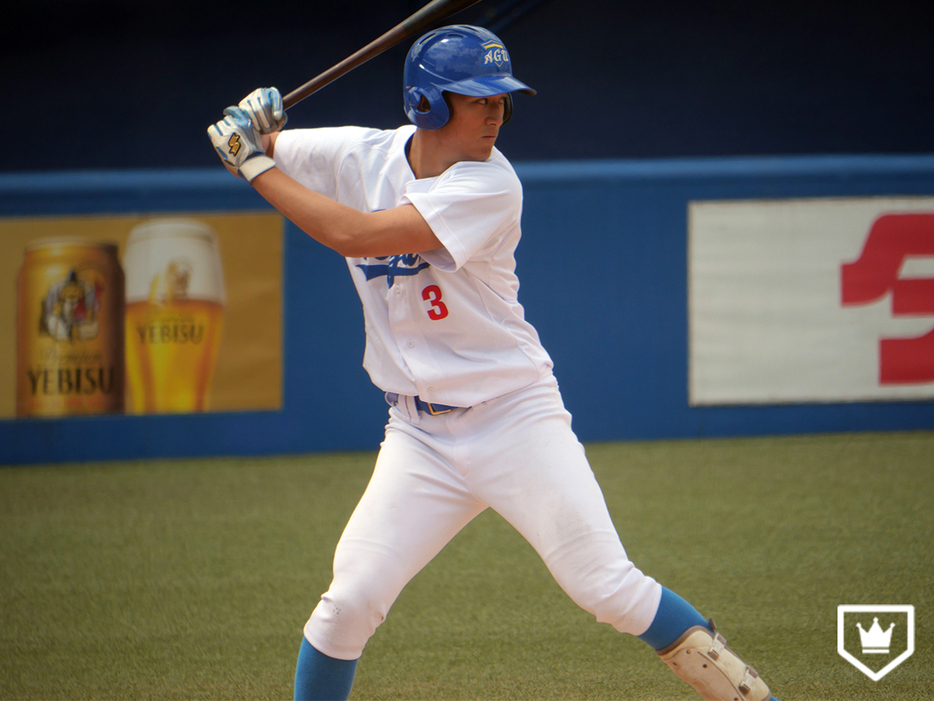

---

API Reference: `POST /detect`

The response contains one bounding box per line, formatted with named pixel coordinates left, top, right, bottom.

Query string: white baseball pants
left=304, top=374, right=662, bottom=660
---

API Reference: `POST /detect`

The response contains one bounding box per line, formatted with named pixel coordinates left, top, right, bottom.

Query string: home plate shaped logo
left=838, top=605, right=915, bottom=681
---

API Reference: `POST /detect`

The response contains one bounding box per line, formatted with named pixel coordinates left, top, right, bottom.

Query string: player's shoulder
left=445, top=149, right=522, bottom=190
left=279, top=125, right=405, bottom=150
left=275, top=125, right=415, bottom=174
left=345, top=124, right=417, bottom=155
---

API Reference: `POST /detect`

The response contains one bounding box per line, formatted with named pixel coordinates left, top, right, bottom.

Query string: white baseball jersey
left=273, top=125, right=553, bottom=407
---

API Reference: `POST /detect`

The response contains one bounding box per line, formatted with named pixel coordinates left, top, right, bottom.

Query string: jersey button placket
left=388, top=278, right=417, bottom=370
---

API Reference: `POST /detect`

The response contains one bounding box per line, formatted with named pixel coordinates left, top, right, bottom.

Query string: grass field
left=1, top=431, right=932, bottom=700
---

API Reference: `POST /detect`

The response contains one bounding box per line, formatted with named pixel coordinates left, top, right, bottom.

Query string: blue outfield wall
left=2, top=155, right=934, bottom=465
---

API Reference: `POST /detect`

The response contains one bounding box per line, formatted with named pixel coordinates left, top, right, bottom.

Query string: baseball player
left=209, top=25, right=780, bottom=701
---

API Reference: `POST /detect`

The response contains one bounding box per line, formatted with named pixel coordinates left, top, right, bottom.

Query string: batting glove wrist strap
left=239, top=154, right=276, bottom=182
left=208, top=106, right=275, bottom=182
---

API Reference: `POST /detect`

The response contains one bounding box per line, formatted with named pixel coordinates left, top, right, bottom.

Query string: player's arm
left=251, top=167, right=441, bottom=258
left=208, top=94, right=441, bottom=258
left=264, top=131, right=279, bottom=158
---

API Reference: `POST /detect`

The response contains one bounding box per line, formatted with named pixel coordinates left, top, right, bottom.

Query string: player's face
left=440, top=92, right=507, bottom=162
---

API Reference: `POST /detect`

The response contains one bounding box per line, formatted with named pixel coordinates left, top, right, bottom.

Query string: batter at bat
left=208, top=25, right=781, bottom=701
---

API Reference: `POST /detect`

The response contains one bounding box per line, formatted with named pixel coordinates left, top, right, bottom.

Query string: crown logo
left=856, top=617, right=895, bottom=654
left=838, top=605, right=914, bottom=681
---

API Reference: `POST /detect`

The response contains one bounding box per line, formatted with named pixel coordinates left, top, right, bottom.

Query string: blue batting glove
left=207, top=106, right=275, bottom=182
left=238, top=87, right=288, bottom=135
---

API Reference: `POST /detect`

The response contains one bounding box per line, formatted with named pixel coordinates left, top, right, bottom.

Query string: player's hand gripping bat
left=282, top=0, right=483, bottom=110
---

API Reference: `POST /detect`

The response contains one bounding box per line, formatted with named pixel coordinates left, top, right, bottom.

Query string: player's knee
left=324, top=585, right=389, bottom=630
left=306, top=583, right=392, bottom=659
left=307, top=543, right=416, bottom=655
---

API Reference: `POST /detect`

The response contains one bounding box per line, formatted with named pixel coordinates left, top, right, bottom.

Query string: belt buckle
left=426, top=402, right=452, bottom=415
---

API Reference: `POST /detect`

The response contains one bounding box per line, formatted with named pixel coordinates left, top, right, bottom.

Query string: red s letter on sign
left=841, top=213, right=934, bottom=384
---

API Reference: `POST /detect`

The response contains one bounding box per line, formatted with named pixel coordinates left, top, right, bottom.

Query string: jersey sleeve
left=273, top=127, right=374, bottom=198
left=402, top=158, right=523, bottom=271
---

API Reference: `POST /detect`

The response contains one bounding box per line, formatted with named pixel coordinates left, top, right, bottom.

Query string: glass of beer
left=123, top=219, right=225, bottom=414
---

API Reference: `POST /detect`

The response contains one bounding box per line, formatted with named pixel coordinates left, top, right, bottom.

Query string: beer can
left=16, top=238, right=125, bottom=417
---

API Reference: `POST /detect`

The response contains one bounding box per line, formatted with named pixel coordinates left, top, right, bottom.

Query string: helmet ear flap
left=404, top=86, right=450, bottom=130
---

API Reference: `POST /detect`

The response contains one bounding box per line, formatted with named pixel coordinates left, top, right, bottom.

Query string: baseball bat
left=282, top=0, right=483, bottom=110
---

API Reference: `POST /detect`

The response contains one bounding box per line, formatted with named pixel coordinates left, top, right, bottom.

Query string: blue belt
left=385, top=392, right=463, bottom=415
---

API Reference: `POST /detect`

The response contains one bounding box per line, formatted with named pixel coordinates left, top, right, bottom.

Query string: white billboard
left=689, top=197, right=934, bottom=405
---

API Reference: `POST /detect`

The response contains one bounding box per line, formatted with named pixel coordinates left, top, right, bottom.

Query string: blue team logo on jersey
left=357, top=253, right=429, bottom=287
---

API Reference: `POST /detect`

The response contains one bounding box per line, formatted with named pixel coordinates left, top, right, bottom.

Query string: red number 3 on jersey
left=422, top=285, right=449, bottom=320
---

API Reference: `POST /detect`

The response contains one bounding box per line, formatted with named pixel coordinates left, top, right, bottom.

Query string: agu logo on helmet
left=481, top=40, right=509, bottom=67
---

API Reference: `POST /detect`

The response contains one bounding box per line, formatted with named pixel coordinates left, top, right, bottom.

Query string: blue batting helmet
left=403, top=25, right=536, bottom=130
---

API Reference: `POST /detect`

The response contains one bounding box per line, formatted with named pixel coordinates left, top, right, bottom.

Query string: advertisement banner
left=0, top=212, right=283, bottom=418
left=689, top=197, right=934, bottom=405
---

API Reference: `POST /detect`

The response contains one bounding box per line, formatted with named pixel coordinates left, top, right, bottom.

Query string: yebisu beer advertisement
left=0, top=212, right=283, bottom=418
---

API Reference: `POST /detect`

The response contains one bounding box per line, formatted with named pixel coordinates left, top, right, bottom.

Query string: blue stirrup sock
left=294, top=637, right=358, bottom=701
left=637, top=587, right=712, bottom=651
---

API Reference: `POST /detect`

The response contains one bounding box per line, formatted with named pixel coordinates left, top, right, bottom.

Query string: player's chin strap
left=656, top=619, right=774, bottom=701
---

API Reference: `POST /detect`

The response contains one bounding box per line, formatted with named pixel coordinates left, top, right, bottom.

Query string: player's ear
left=418, top=95, right=430, bottom=113
left=503, top=94, right=514, bottom=124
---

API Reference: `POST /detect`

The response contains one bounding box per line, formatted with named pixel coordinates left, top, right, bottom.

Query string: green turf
left=1, top=431, right=932, bottom=700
